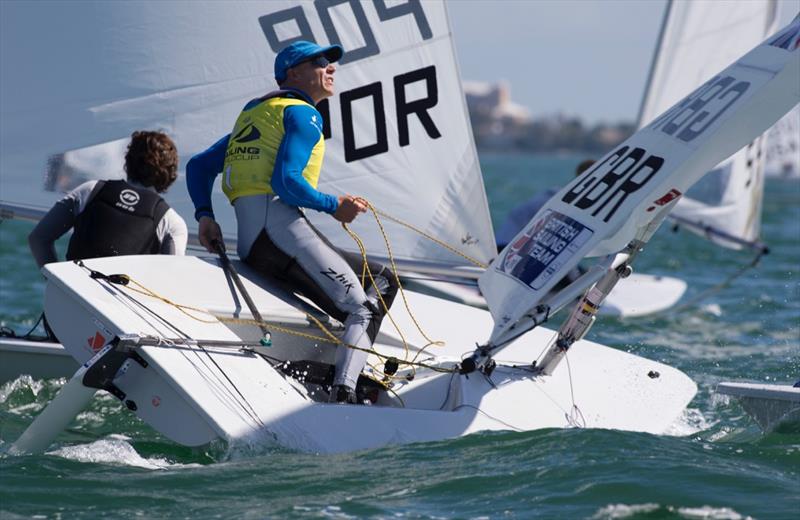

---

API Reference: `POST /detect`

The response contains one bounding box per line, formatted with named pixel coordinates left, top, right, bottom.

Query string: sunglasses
left=300, top=55, right=331, bottom=69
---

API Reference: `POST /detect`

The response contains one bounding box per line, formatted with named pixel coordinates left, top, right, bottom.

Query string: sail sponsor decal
left=500, top=210, right=593, bottom=290
left=647, top=189, right=682, bottom=212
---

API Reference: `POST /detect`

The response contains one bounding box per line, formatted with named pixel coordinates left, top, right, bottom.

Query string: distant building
left=463, top=81, right=531, bottom=147
left=462, top=80, right=633, bottom=153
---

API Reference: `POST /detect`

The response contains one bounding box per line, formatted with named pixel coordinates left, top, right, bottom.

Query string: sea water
left=1, top=153, right=798, bottom=519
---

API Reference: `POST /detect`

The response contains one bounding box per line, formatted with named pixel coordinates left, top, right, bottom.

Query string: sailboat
left=3, top=1, right=798, bottom=454
left=637, top=0, right=800, bottom=433
left=765, top=106, right=800, bottom=178
left=716, top=381, right=800, bottom=433
left=639, top=0, right=799, bottom=266
left=387, top=1, right=800, bottom=319
left=0, top=0, right=495, bottom=379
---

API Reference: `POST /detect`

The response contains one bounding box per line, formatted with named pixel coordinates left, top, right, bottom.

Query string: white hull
left=35, top=256, right=696, bottom=453
left=717, top=382, right=800, bottom=433
left=598, top=273, right=687, bottom=317
left=0, top=337, right=77, bottom=384
left=404, top=272, right=687, bottom=318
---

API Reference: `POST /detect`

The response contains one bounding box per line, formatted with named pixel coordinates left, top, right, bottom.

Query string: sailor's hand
left=198, top=216, right=224, bottom=252
left=334, top=195, right=367, bottom=223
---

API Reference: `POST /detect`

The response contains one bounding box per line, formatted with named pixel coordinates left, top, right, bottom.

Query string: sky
left=446, top=0, right=668, bottom=124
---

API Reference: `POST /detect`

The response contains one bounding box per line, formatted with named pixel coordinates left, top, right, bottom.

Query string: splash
left=591, top=503, right=660, bottom=519
left=48, top=434, right=200, bottom=470
left=676, top=505, right=752, bottom=519
left=664, top=407, right=716, bottom=436
left=592, top=504, right=752, bottom=520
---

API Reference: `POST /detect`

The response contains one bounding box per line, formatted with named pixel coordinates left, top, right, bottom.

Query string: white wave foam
left=591, top=503, right=660, bottom=518
left=292, top=505, right=358, bottom=519
left=700, top=304, right=723, bottom=317
left=75, top=410, right=109, bottom=428
left=48, top=434, right=199, bottom=470
left=8, top=402, right=45, bottom=415
left=676, top=505, right=752, bottom=519
left=664, top=407, right=715, bottom=436
left=0, top=375, right=55, bottom=403
left=592, top=504, right=752, bottom=520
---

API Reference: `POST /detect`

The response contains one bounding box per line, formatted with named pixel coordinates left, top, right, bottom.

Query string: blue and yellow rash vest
left=186, top=89, right=338, bottom=220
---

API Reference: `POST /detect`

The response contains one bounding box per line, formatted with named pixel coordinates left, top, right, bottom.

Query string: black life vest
left=66, top=180, right=169, bottom=261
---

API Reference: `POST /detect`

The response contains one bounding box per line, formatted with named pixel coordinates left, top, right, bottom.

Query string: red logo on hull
left=87, top=332, right=106, bottom=352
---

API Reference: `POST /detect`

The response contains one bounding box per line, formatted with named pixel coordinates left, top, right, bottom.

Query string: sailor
left=495, top=159, right=595, bottom=291
left=28, top=130, right=188, bottom=268
left=495, top=159, right=596, bottom=251
left=186, top=41, right=398, bottom=404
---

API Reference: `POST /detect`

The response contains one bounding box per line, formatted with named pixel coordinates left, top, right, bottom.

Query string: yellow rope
left=365, top=201, right=488, bottom=269
left=103, top=201, right=485, bottom=388
left=343, top=198, right=455, bottom=380
left=115, top=275, right=456, bottom=375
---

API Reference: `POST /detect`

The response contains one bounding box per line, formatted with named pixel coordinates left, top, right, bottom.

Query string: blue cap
left=274, top=40, right=344, bottom=83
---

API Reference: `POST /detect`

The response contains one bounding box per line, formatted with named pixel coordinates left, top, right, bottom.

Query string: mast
left=636, top=0, right=673, bottom=127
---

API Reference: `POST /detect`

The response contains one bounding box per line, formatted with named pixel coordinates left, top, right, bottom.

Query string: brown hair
left=124, top=131, right=178, bottom=193
left=575, top=159, right=596, bottom=177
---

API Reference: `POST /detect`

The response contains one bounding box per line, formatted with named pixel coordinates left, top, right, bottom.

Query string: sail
left=637, top=0, right=789, bottom=250
left=765, top=105, right=800, bottom=178
left=0, top=1, right=495, bottom=267
left=480, top=18, right=800, bottom=341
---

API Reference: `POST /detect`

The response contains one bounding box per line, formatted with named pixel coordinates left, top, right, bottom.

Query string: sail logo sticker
left=647, top=189, right=682, bottom=211
left=500, top=210, right=593, bottom=290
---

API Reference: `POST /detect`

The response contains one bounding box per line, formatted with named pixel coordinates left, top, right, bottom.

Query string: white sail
left=0, top=1, right=494, bottom=267
left=480, top=18, right=800, bottom=341
left=765, top=105, right=800, bottom=178
left=765, top=2, right=800, bottom=180
left=638, top=0, right=799, bottom=250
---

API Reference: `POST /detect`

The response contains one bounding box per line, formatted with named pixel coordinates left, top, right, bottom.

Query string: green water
left=1, top=153, right=799, bottom=519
